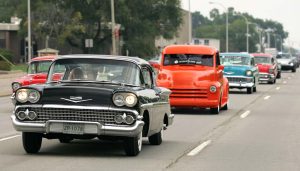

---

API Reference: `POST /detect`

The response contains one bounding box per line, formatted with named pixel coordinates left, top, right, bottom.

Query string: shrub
left=0, top=48, right=13, bottom=62
left=0, top=61, right=11, bottom=71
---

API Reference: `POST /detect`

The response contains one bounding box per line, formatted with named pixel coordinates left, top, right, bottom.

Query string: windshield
left=28, top=61, right=52, bottom=74
left=47, top=58, right=141, bottom=86
left=276, top=54, right=291, bottom=59
left=163, top=54, right=214, bottom=67
left=254, top=57, right=272, bottom=64
left=220, top=55, right=251, bottom=66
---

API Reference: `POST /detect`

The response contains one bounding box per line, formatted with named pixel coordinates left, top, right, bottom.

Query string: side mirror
left=218, top=65, right=224, bottom=70
left=150, top=62, right=161, bottom=70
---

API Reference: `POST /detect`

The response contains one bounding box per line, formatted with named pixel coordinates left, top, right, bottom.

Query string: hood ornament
left=61, top=96, right=92, bottom=103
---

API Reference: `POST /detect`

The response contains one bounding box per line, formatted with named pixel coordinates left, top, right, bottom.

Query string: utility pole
left=27, top=0, right=32, bottom=62
left=188, top=0, right=192, bottom=44
left=111, top=0, right=116, bottom=55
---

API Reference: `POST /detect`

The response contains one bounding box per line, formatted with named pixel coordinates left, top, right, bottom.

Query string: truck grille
left=16, top=107, right=136, bottom=125
left=170, top=89, right=208, bottom=98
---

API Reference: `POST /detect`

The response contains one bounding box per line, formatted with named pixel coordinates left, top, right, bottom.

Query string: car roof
left=31, top=55, right=57, bottom=62
left=220, top=52, right=252, bottom=58
left=251, top=53, right=273, bottom=58
left=162, top=45, right=218, bottom=55
left=55, top=54, right=149, bottom=65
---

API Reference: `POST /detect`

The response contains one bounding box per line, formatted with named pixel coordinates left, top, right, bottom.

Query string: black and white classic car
left=11, top=55, right=174, bottom=156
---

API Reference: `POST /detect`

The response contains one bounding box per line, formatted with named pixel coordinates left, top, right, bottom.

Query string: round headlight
left=125, top=115, right=135, bottom=124
left=12, top=82, right=21, bottom=91
left=125, top=94, right=137, bottom=107
left=269, top=68, right=274, bottom=74
left=16, top=89, right=29, bottom=103
left=246, top=70, right=252, bottom=76
left=113, top=94, right=125, bottom=106
left=210, top=85, right=217, bottom=93
left=16, top=111, right=27, bottom=120
left=114, top=114, right=124, bottom=124
left=28, top=111, right=37, bottom=120
left=28, top=90, right=40, bottom=103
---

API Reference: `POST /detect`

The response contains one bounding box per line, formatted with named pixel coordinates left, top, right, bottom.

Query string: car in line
left=276, top=52, right=297, bottom=72
left=11, top=55, right=174, bottom=156
left=252, top=53, right=280, bottom=84
left=11, top=55, right=56, bottom=92
left=154, top=45, right=229, bottom=114
left=220, top=53, right=258, bottom=94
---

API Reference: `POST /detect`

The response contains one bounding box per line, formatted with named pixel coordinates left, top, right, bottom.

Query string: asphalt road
left=0, top=71, right=297, bottom=171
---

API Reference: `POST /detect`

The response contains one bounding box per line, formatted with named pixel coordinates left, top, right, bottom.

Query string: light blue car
left=220, top=53, right=258, bottom=94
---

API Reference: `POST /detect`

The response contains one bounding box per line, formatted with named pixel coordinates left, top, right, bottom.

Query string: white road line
left=0, top=135, right=20, bottom=142
left=276, top=87, right=280, bottom=90
left=187, top=140, right=212, bottom=156
left=288, top=77, right=291, bottom=80
left=264, top=95, right=271, bottom=100
left=240, top=110, right=251, bottom=119
left=283, top=81, right=287, bottom=84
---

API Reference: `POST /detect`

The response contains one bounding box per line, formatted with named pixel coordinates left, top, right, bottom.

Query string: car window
left=163, top=54, right=214, bottom=67
left=28, top=61, right=52, bottom=74
left=48, top=58, right=141, bottom=86
left=254, top=57, right=272, bottom=64
left=142, top=67, right=152, bottom=88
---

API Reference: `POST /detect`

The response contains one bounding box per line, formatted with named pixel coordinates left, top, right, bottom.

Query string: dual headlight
left=269, top=68, right=274, bottom=74
left=12, top=82, right=21, bottom=91
left=15, top=89, right=40, bottom=103
left=113, top=93, right=137, bottom=107
left=245, top=70, right=253, bottom=76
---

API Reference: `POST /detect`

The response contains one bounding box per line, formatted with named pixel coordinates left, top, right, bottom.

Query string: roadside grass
left=11, top=64, right=27, bottom=72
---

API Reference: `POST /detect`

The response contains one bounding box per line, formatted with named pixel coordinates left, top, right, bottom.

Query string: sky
left=181, top=0, right=300, bottom=50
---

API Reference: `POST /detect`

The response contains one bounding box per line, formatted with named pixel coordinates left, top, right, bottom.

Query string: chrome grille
left=170, top=89, right=208, bottom=98
left=16, top=107, right=136, bottom=125
left=226, top=77, right=252, bottom=83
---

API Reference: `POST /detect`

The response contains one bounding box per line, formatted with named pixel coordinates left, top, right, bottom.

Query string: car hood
left=257, top=64, right=272, bottom=73
left=277, top=58, right=292, bottom=64
left=36, top=83, right=139, bottom=107
left=158, top=66, right=215, bottom=89
left=14, top=73, right=48, bottom=85
left=223, top=65, right=251, bottom=76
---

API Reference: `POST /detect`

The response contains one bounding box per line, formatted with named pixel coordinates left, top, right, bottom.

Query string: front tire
left=222, top=103, right=228, bottom=110
left=247, top=87, right=253, bottom=94
left=277, top=72, right=281, bottom=79
left=292, top=67, right=296, bottom=72
left=210, top=105, right=220, bottom=114
left=22, top=132, right=42, bottom=154
left=124, top=132, right=142, bottom=156
left=149, top=130, right=162, bottom=145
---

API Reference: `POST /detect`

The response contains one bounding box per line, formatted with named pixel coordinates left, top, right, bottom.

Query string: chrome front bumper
left=229, top=82, right=254, bottom=88
left=11, top=115, right=144, bottom=137
left=258, top=73, right=275, bottom=82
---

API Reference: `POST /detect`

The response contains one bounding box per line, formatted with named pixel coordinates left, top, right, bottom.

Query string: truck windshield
left=163, top=54, right=213, bottom=67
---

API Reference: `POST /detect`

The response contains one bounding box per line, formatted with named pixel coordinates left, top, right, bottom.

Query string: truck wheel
left=124, top=132, right=142, bottom=156
left=149, top=130, right=162, bottom=145
left=253, top=86, right=257, bottom=92
left=22, top=132, right=42, bottom=154
left=247, top=87, right=253, bottom=94
left=210, top=105, right=220, bottom=114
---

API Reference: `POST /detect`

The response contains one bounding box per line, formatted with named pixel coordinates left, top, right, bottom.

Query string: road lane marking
left=283, top=81, right=287, bottom=84
left=276, top=87, right=280, bottom=90
left=264, top=95, right=271, bottom=100
left=288, top=77, right=291, bottom=80
left=240, top=110, right=251, bottom=119
left=0, top=135, right=20, bottom=142
left=187, top=140, right=212, bottom=156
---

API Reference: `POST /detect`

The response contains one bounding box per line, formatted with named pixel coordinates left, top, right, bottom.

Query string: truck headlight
left=16, top=89, right=40, bottom=103
left=12, top=82, right=21, bottom=91
left=245, top=70, right=253, bottom=76
left=113, top=93, right=137, bottom=107
left=210, top=85, right=217, bottom=93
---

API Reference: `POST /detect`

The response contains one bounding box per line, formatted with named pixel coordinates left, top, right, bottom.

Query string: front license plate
left=63, top=123, right=84, bottom=135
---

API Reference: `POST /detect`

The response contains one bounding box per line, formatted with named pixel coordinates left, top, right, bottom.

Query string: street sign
left=85, top=39, right=93, bottom=48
